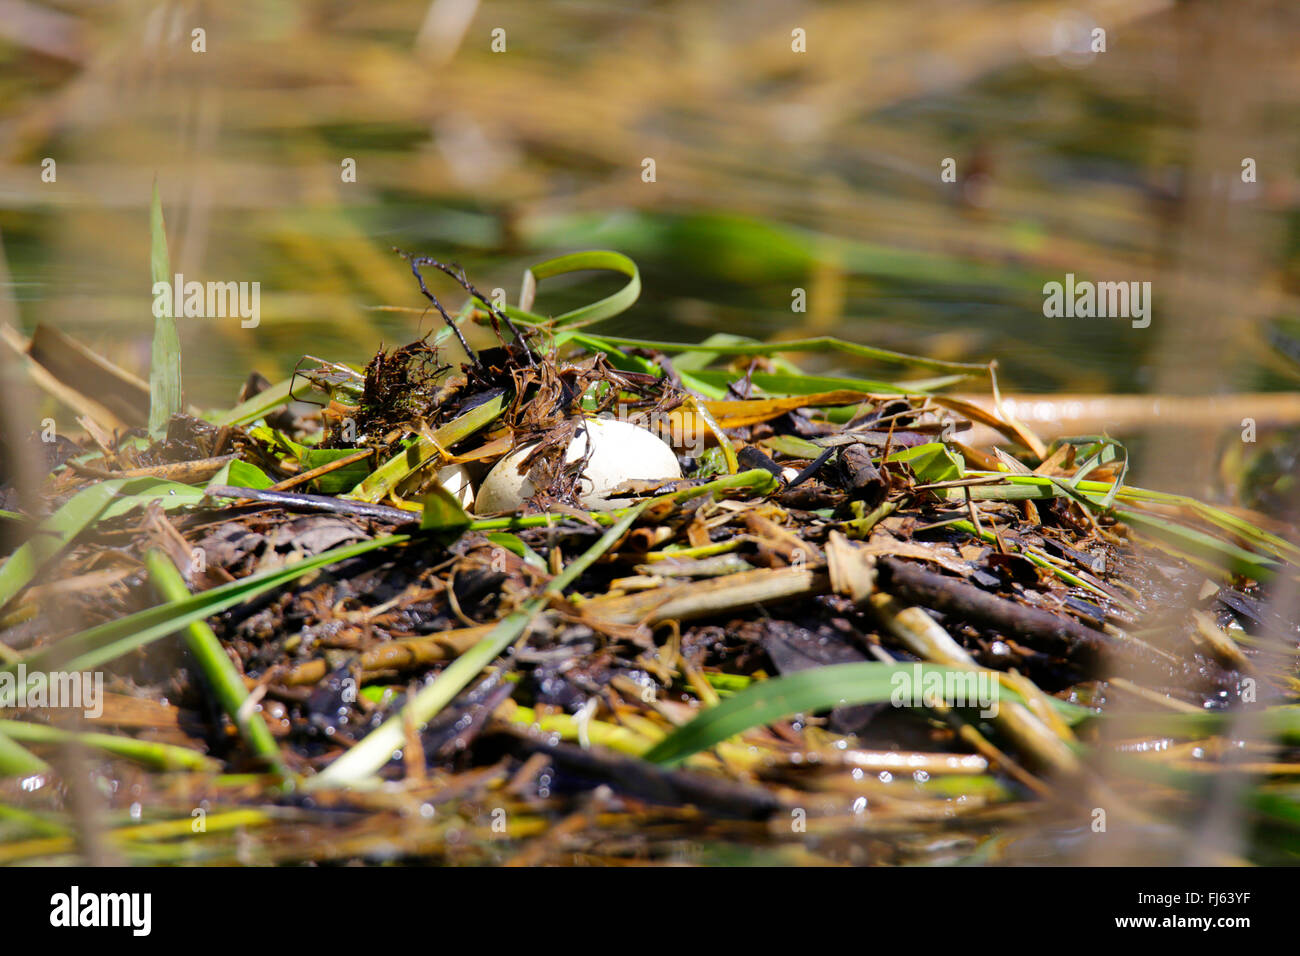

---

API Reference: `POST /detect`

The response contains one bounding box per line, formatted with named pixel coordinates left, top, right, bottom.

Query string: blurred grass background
left=0, top=0, right=1297, bottom=491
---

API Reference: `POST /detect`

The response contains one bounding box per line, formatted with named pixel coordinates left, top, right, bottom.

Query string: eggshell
left=434, top=463, right=476, bottom=510
left=474, top=418, right=682, bottom=513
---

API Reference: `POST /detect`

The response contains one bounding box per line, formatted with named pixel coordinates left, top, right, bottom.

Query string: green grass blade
left=148, top=181, right=182, bottom=436
left=0, top=727, right=48, bottom=777
left=2, top=534, right=409, bottom=695
left=963, top=471, right=1297, bottom=578
left=559, top=332, right=987, bottom=374
left=0, top=719, right=218, bottom=772
left=0, top=802, right=69, bottom=838
left=461, top=469, right=778, bottom=533
left=668, top=368, right=962, bottom=396
left=484, top=532, right=547, bottom=571
left=347, top=393, right=506, bottom=502
left=890, top=442, right=965, bottom=483
left=212, top=376, right=297, bottom=427
left=100, top=478, right=209, bottom=521
left=298, top=449, right=372, bottom=494
left=0, top=477, right=216, bottom=612
left=419, top=484, right=473, bottom=533
left=504, top=250, right=641, bottom=329
left=0, top=479, right=125, bottom=609
left=643, top=661, right=1090, bottom=767
left=1112, top=505, right=1281, bottom=581
left=145, top=551, right=291, bottom=782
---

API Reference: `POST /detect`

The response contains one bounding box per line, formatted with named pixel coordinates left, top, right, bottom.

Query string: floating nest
left=2, top=255, right=1297, bottom=866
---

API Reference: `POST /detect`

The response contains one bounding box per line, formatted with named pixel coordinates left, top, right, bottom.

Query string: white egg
left=474, top=417, right=682, bottom=513
left=434, top=463, right=476, bottom=510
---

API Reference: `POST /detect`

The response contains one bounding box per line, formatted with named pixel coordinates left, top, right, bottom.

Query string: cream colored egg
left=474, top=418, right=682, bottom=513
left=434, top=463, right=476, bottom=510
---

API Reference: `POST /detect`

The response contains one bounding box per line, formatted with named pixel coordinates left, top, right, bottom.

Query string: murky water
left=1, top=2, right=1294, bottom=414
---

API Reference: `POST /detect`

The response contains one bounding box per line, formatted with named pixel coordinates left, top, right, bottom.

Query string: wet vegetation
left=1, top=2, right=1299, bottom=866
left=2, top=204, right=1299, bottom=864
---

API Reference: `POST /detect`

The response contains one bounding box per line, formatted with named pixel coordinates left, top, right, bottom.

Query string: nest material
left=4, top=266, right=1295, bottom=866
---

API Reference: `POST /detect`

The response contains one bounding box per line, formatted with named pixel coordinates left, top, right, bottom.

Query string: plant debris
left=2, top=250, right=1299, bottom=866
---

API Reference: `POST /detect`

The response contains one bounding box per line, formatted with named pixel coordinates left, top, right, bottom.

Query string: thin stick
left=268, top=447, right=374, bottom=493
left=396, top=250, right=479, bottom=364
left=416, top=256, right=538, bottom=364
left=206, top=485, right=416, bottom=525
